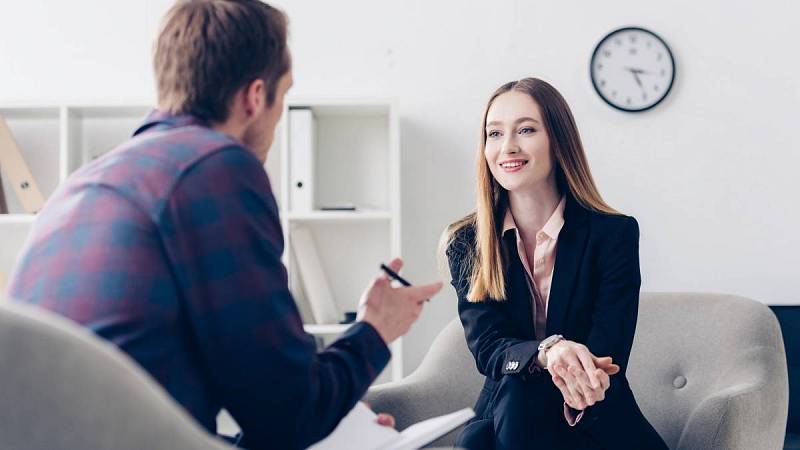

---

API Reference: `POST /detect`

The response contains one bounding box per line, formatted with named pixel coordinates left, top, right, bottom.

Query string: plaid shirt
left=6, top=110, right=390, bottom=450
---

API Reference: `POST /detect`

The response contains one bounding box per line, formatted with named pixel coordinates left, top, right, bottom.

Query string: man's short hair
left=154, top=0, right=289, bottom=122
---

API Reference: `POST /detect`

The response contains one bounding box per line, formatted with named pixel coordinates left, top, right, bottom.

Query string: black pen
left=380, top=263, right=412, bottom=286
left=381, top=264, right=431, bottom=302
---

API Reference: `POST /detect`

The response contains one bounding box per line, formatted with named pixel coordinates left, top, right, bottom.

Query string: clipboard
left=0, top=116, right=45, bottom=214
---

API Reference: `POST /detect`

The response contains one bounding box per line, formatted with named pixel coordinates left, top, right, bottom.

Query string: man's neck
left=210, top=120, right=246, bottom=143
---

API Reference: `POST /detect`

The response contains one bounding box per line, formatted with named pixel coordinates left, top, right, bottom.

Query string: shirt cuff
left=339, top=321, right=391, bottom=378
left=563, top=402, right=585, bottom=426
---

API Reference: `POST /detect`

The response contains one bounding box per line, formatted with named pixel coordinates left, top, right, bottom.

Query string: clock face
left=590, top=27, right=675, bottom=112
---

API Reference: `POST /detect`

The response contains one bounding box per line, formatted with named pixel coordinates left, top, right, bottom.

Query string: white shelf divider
left=303, top=323, right=352, bottom=335
left=0, top=214, right=36, bottom=225
left=286, top=210, right=392, bottom=222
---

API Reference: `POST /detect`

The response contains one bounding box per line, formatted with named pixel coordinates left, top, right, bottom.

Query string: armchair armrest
left=677, top=347, right=788, bottom=450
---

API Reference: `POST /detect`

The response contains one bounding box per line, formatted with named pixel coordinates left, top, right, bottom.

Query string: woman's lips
left=499, top=160, right=528, bottom=173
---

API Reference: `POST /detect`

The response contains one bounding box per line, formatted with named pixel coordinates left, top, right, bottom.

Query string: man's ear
left=243, top=78, right=266, bottom=118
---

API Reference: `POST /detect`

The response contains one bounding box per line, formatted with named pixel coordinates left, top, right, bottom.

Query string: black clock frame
left=590, top=26, right=676, bottom=113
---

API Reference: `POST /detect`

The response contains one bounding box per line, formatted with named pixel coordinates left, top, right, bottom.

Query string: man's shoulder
left=124, top=124, right=248, bottom=172
left=70, top=125, right=259, bottom=215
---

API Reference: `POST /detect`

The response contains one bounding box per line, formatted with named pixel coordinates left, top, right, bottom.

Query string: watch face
left=590, top=27, right=676, bottom=112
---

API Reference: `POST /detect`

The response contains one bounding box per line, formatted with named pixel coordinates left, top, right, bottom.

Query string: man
left=6, top=1, right=442, bottom=449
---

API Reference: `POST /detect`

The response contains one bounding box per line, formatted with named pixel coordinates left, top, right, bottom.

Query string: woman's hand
left=543, top=340, right=619, bottom=410
left=552, top=365, right=611, bottom=410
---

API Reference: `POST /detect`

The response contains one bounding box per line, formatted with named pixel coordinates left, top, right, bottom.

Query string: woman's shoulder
left=584, top=209, right=640, bottom=243
left=445, top=221, right=476, bottom=259
left=586, top=210, right=638, bottom=229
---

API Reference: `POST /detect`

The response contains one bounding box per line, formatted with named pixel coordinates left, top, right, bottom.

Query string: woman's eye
left=487, top=130, right=501, bottom=138
left=519, top=127, right=536, bottom=135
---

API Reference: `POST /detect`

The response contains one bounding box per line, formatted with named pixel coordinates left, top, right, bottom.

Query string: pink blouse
left=502, top=196, right=566, bottom=340
left=502, top=195, right=584, bottom=426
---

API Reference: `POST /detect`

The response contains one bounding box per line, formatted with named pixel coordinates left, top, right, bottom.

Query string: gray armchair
left=0, top=300, right=234, bottom=450
left=366, top=292, right=789, bottom=450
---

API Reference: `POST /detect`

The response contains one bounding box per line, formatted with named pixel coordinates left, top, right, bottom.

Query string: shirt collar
left=132, top=109, right=209, bottom=137
left=502, top=195, right=567, bottom=240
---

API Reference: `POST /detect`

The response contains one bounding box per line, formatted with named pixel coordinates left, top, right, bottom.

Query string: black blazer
left=446, top=194, right=666, bottom=449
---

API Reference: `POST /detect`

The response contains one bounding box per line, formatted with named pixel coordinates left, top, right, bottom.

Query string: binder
left=288, top=107, right=315, bottom=212
left=290, top=226, right=340, bottom=324
left=0, top=116, right=45, bottom=213
left=0, top=172, right=7, bottom=214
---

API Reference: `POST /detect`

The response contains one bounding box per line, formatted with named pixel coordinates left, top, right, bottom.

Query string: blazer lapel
left=502, top=230, right=536, bottom=339
left=546, top=195, right=589, bottom=336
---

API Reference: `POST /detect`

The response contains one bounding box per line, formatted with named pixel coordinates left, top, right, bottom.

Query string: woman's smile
left=499, top=159, right=529, bottom=173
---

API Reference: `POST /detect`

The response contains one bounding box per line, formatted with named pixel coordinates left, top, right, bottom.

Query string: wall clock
left=590, top=26, right=676, bottom=112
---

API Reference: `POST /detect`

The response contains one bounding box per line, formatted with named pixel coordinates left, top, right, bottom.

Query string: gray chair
left=0, top=299, right=234, bottom=450
left=366, top=292, right=789, bottom=450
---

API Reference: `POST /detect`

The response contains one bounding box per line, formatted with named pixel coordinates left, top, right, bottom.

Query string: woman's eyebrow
left=486, top=117, right=540, bottom=128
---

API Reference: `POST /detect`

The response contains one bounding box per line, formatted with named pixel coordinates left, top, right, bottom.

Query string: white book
left=290, top=226, right=340, bottom=324
left=289, top=107, right=315, bottom=212
left=309, top=402, right=474, bottom=450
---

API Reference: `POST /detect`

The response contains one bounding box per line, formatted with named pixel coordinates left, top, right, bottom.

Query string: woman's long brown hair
left=442, top=78, right=619, bottom=302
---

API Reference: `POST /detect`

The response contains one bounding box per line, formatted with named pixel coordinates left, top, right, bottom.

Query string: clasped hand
left=542, top=340, right=620, bottom=411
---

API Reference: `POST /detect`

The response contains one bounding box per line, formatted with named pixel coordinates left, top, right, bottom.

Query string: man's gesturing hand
left=357, top=257, right=443, bottom=344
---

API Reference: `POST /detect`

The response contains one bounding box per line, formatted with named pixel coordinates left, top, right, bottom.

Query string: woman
left=443, top=78, right=667, bottom=450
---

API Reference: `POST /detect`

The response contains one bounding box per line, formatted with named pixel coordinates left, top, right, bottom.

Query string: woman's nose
left=502, top=136, right=520, bottom=154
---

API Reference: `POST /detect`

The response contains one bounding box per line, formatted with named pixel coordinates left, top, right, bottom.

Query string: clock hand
left=624, top=66, right=652, bottom=75
left=627, top=69, right=644, bottom=88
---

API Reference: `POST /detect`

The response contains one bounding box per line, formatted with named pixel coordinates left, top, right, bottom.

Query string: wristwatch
left=537, top=334, right=564, bottom=368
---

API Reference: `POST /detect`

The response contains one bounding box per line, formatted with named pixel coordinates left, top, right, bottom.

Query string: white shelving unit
left=277, top=98, right=402, bottom=383
left=0, top=98, right=404, bottom=382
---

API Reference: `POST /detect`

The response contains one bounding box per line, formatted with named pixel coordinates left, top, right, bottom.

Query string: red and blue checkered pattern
left=6, top=110, right=390, bottom=450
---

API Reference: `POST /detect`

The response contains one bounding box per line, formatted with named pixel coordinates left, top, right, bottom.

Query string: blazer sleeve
left=447, top=230, right=541, bottom=381
left=573, top=216, right=642, bottom=430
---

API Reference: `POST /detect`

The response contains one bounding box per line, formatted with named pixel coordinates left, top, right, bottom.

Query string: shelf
left=0, top=214, right=36, bottom=225
left=303, top=323, right=353, bottom=335
left=286, top=210, right=392, bottom=222
left=286, top=98, right=393, bottom=116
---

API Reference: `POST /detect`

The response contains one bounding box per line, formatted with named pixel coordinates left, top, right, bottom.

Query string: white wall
left=1, top=0, right=798, bottom=375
